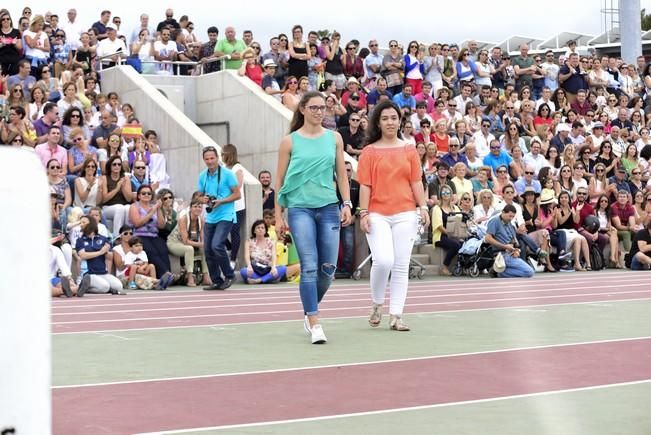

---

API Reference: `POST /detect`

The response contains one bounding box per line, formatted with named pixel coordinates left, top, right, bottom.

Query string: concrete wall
left=195, top=70, right=293, bottom=179
left=100, top=67, right=262, bottom=256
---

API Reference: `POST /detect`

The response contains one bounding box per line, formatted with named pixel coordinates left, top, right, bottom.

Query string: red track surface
left=51, top=274, right=651, bottom=333
left=53, top=338, right=651, bottom=434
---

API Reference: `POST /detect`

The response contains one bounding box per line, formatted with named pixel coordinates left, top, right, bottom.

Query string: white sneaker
left=229, top=261, right=236, bottom=270
left=303, top=316, right=311, bottom=335
left=310, top=324, right=327, bottom=344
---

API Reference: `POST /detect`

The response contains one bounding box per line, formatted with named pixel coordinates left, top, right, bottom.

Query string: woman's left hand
left=270, top=266, right=278, bottom=278
left=341, top=206, right=353, bottom=227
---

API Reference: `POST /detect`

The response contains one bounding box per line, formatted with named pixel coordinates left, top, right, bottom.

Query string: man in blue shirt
left=482, top=139, right=513, bottom=173
left=198, top=146, right=241, bottom=290
left=514, top=165, right=542, bottom=195
left=392, top=83, right=416, bottom=109
left=485, top=204, right=534, bottom=278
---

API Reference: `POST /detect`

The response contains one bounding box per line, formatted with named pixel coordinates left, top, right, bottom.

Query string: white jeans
left=102, top=204, right=130, bottom=236
left=366, top=211, right=418, bottom=316
left=49, top=245, right=72, bottom=278
left=88, top=274, right=124, bottom=293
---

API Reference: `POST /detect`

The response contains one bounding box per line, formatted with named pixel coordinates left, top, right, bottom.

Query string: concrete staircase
left=411, top=244, right=443, bottom=277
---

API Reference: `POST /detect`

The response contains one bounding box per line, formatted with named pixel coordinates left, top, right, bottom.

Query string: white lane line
left=134, top=379, right=651, bottom=434
left=51, top=297, right=651, bottom=335
left=52, top=336, right=651, bottom=389
left=92, top=332, right=134, bottom=341
left=50, top=283, right=651, bottom=316
left=51, top=289, right=651, bottom=324
left=50, top=272, right=645, bottom=306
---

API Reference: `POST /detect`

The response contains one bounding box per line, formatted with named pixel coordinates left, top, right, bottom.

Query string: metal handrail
left=97, top=53, right=228, bottom=76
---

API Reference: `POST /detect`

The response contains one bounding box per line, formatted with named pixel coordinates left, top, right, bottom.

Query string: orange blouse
left=357, top=144, right=422, bottom=216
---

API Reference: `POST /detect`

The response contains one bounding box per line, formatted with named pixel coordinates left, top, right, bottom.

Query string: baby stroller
left=453, top=223, right=495, bottom=278
left=351, top=214, right=427, bottom=280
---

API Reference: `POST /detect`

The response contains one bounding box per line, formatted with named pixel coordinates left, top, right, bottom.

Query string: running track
left=52, top=272, right=651, bottom=334
left=52, top=272, right=651, bottom=434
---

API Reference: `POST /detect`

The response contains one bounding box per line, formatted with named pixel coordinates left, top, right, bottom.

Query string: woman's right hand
left=247, top=265, right=254, bottom=276
left=360, top=214, right=371, bottom=233
left=276, top=212, right=288, bottom=236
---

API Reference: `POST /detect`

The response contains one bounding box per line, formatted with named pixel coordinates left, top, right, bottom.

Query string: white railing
left=97, top=52, right=227, bottom=75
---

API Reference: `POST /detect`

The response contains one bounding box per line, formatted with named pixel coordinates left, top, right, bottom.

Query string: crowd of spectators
left=3, top=6, right=649, bottom=295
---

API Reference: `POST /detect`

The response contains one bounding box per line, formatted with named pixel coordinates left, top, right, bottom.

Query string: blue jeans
left=204, top=221, right=234, bottom=285
left=288, top=203, right=340, bottom=316
left=499, top=252, right=535, bottom=278
left=631, top=255, right=650, bottom=270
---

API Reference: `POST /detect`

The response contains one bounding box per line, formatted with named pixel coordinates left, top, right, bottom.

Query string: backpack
left=589, top=244, right=605, bottom=271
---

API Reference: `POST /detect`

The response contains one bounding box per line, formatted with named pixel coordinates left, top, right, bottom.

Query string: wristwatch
left=343, top=200, right=353, bottom=209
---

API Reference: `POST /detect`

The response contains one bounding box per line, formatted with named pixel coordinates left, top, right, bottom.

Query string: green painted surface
left=179, top=382, right=651, bottom=435
left=53, top=300, right=651, bottom=386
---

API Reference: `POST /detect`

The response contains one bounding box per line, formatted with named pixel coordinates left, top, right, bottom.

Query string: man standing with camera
left=198, top=146, right=241, bottom=290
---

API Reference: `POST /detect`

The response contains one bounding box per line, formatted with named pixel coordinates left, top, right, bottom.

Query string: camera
left=205, top=195, right=218, bottom=213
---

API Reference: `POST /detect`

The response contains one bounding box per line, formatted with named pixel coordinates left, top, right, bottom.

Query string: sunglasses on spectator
left=135, top=166, right=146, bottom=169
left=595, top=168, right=605, bottom=172
left=449, top=144, right=459, bottom=148
left=632, top=171, right=641, bottom=175
left=288, top=80, right=297, bottom=84
left=49, top=165, right=61, bottom=170
left=111, top=162, right=122, bottom=167
left=461, top=197, right=471, bottom=201
left=577, top=191, right=587, bottom=195
left=525, top=171, right=534, bottom=175
left=73, top=137, right=83, bottom=143
left=163, top=195, right=173, bottom=200
left=582, top=150, right=591, bottom=154
left=575, top=166, right=584, bottom=170
left=497, top=169, right=507, bottom=173
left=140, top=191, right=152, bottom=197
left=121, top=230, right=133, bottom=236
left=71, top=114, right=81, bottom=118
left=369, top=43, right=378, bottom=47
left=389, top=44, right=398, bottom=48
left=349, top=118, right=360, bottom=122
left=11, top=137, right=23, bottom=143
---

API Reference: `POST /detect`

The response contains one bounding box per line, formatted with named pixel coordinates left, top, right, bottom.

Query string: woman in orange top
left=357, top=100, right=430, bottom=332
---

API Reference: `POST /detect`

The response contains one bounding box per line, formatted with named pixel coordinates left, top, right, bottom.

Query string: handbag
left=445, top=213, right=468, bottom=241
left=252, top=262, right=271, bottom=276
left=493, top=252, right=506, bottom=273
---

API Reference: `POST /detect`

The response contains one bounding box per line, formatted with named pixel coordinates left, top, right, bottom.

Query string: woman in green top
left=157, top=188, right=177, bottom=241
left=275, top=91, right=353, bottom=344
left=620, top=144, right=642, bottom=177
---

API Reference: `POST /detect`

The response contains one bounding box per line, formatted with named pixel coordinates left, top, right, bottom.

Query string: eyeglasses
left=369, top=43, right=378, bottom=47
left=140, top=191, right=152, bottom=196
left=541, top=108, right=549, bottom=111
left=449, top=144, right=459, bottom=148
left=347, top=47, right=355, bottom=50
left=632, top=171, right=641, bottom=175
left=111, top=162, right=122, bottom=167
left=577, top=191, right=587, bottom=195
left=11, top=138, right=22, bottom=143
left=448, top=104, right=457, bottom=107
left=13, top=89, right=22, bottom=93
left=288, top=80, right=297, bottom=84
left=389, top=44, right=398, bottom=48
left=525, top=171, right=534, bottom=175
left=70, top=113, right=81, bottom=118
left=461, top=197, right=471, bottom=201
left=575, top=166, right=585, bottom=170
left=307, top=105, right=326, bottom=113
left=497, top=169, right=507, bottom=173
left=349, top=118, right=360, bottom=122
left=1, top=17, right=11, bottom=22
left=561, top=169, right=571, bottom=173
left=135, top=166, right=146, bottom=169
left=72, top=137, right=83, bottom=143
left=163, top=196, right=173, bottom=200
left=251, top=46, right=260, bottom=49
left=595, top=168, right=605, bottom=172
left=350, top=96, right=360, bottom=101
left=49, top=165, right=61, bottom=170
left=504, top=190, right=514, bottom=195
left=121, top=231, right=132, bottom=236
left=55, top=34, right=65, bottom=38
left=490, top=146, right=501, bottom=150
left=506, top=106, right=514, bottom=109
left=582, top=150, right=591, bottom=154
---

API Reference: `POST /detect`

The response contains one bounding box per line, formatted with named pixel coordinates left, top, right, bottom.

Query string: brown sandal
left=369, top=304, right=383, bottom=327
left=389, top=315, right=410, bottom=331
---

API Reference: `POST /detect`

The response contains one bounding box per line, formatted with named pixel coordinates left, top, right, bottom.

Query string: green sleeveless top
left=278, top=129, right=339, bottom=208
